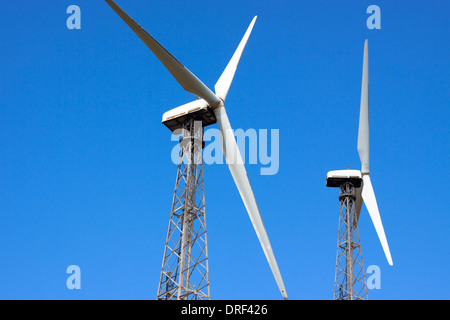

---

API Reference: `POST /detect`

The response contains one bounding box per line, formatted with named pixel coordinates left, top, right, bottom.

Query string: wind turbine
left=105, top=0, right=288, bottom=300
left=326, top=39, right=393, bottom=300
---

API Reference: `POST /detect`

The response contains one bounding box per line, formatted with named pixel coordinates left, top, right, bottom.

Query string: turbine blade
left=357, top=39, right=370, bottom=174
left=361, top=175, right=393, bottom=266
left=214, top=16, right=257, bottom=102
left=105, top=0, right=220, bottom=107
left=214, top=107, right=288, bottom=299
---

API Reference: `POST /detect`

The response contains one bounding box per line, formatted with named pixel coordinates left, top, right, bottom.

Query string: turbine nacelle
left=162, top=99, right=216, bottom=132
left=326, top=170, right=362, bottom=188
left=161, top=92, right=226, bottom=132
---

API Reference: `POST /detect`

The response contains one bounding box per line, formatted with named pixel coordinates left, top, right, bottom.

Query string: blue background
left=0, top=0, right=448, bottom=299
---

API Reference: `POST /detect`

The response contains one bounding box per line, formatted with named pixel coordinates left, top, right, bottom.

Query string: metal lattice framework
left=334, top=182, right=368, bottom=300
left=156, top=120, right=210, bottom=300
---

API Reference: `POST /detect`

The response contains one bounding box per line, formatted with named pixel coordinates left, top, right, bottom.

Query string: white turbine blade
left=357, top=39, right=370, bottom=174
left=214, top=107, right=288, bottom=299
left=214, top=16, right=257, bottom=102
left=361, top=175, right=393, bottom=266
left=105, top=0, right=221, bottom=107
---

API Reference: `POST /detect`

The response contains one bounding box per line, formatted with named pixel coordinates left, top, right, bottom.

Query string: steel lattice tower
left=156, top=119, right=210, bottom=300
left=333, top=181, right=368, bottom=300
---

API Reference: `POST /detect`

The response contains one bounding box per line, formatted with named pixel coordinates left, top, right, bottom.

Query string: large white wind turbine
left=105, top=0, right=288, bottom=299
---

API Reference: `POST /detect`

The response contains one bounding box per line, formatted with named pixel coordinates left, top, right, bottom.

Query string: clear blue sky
left=0, top=0, right=448, bottom=299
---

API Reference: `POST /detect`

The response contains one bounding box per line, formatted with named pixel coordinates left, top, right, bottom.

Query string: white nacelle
left=326, top=169, right=362, bottom=188
left=162, top=99, right=217, bottom=132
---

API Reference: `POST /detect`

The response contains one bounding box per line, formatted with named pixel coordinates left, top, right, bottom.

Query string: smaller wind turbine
left=326, top=39, right=393, bottom=300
